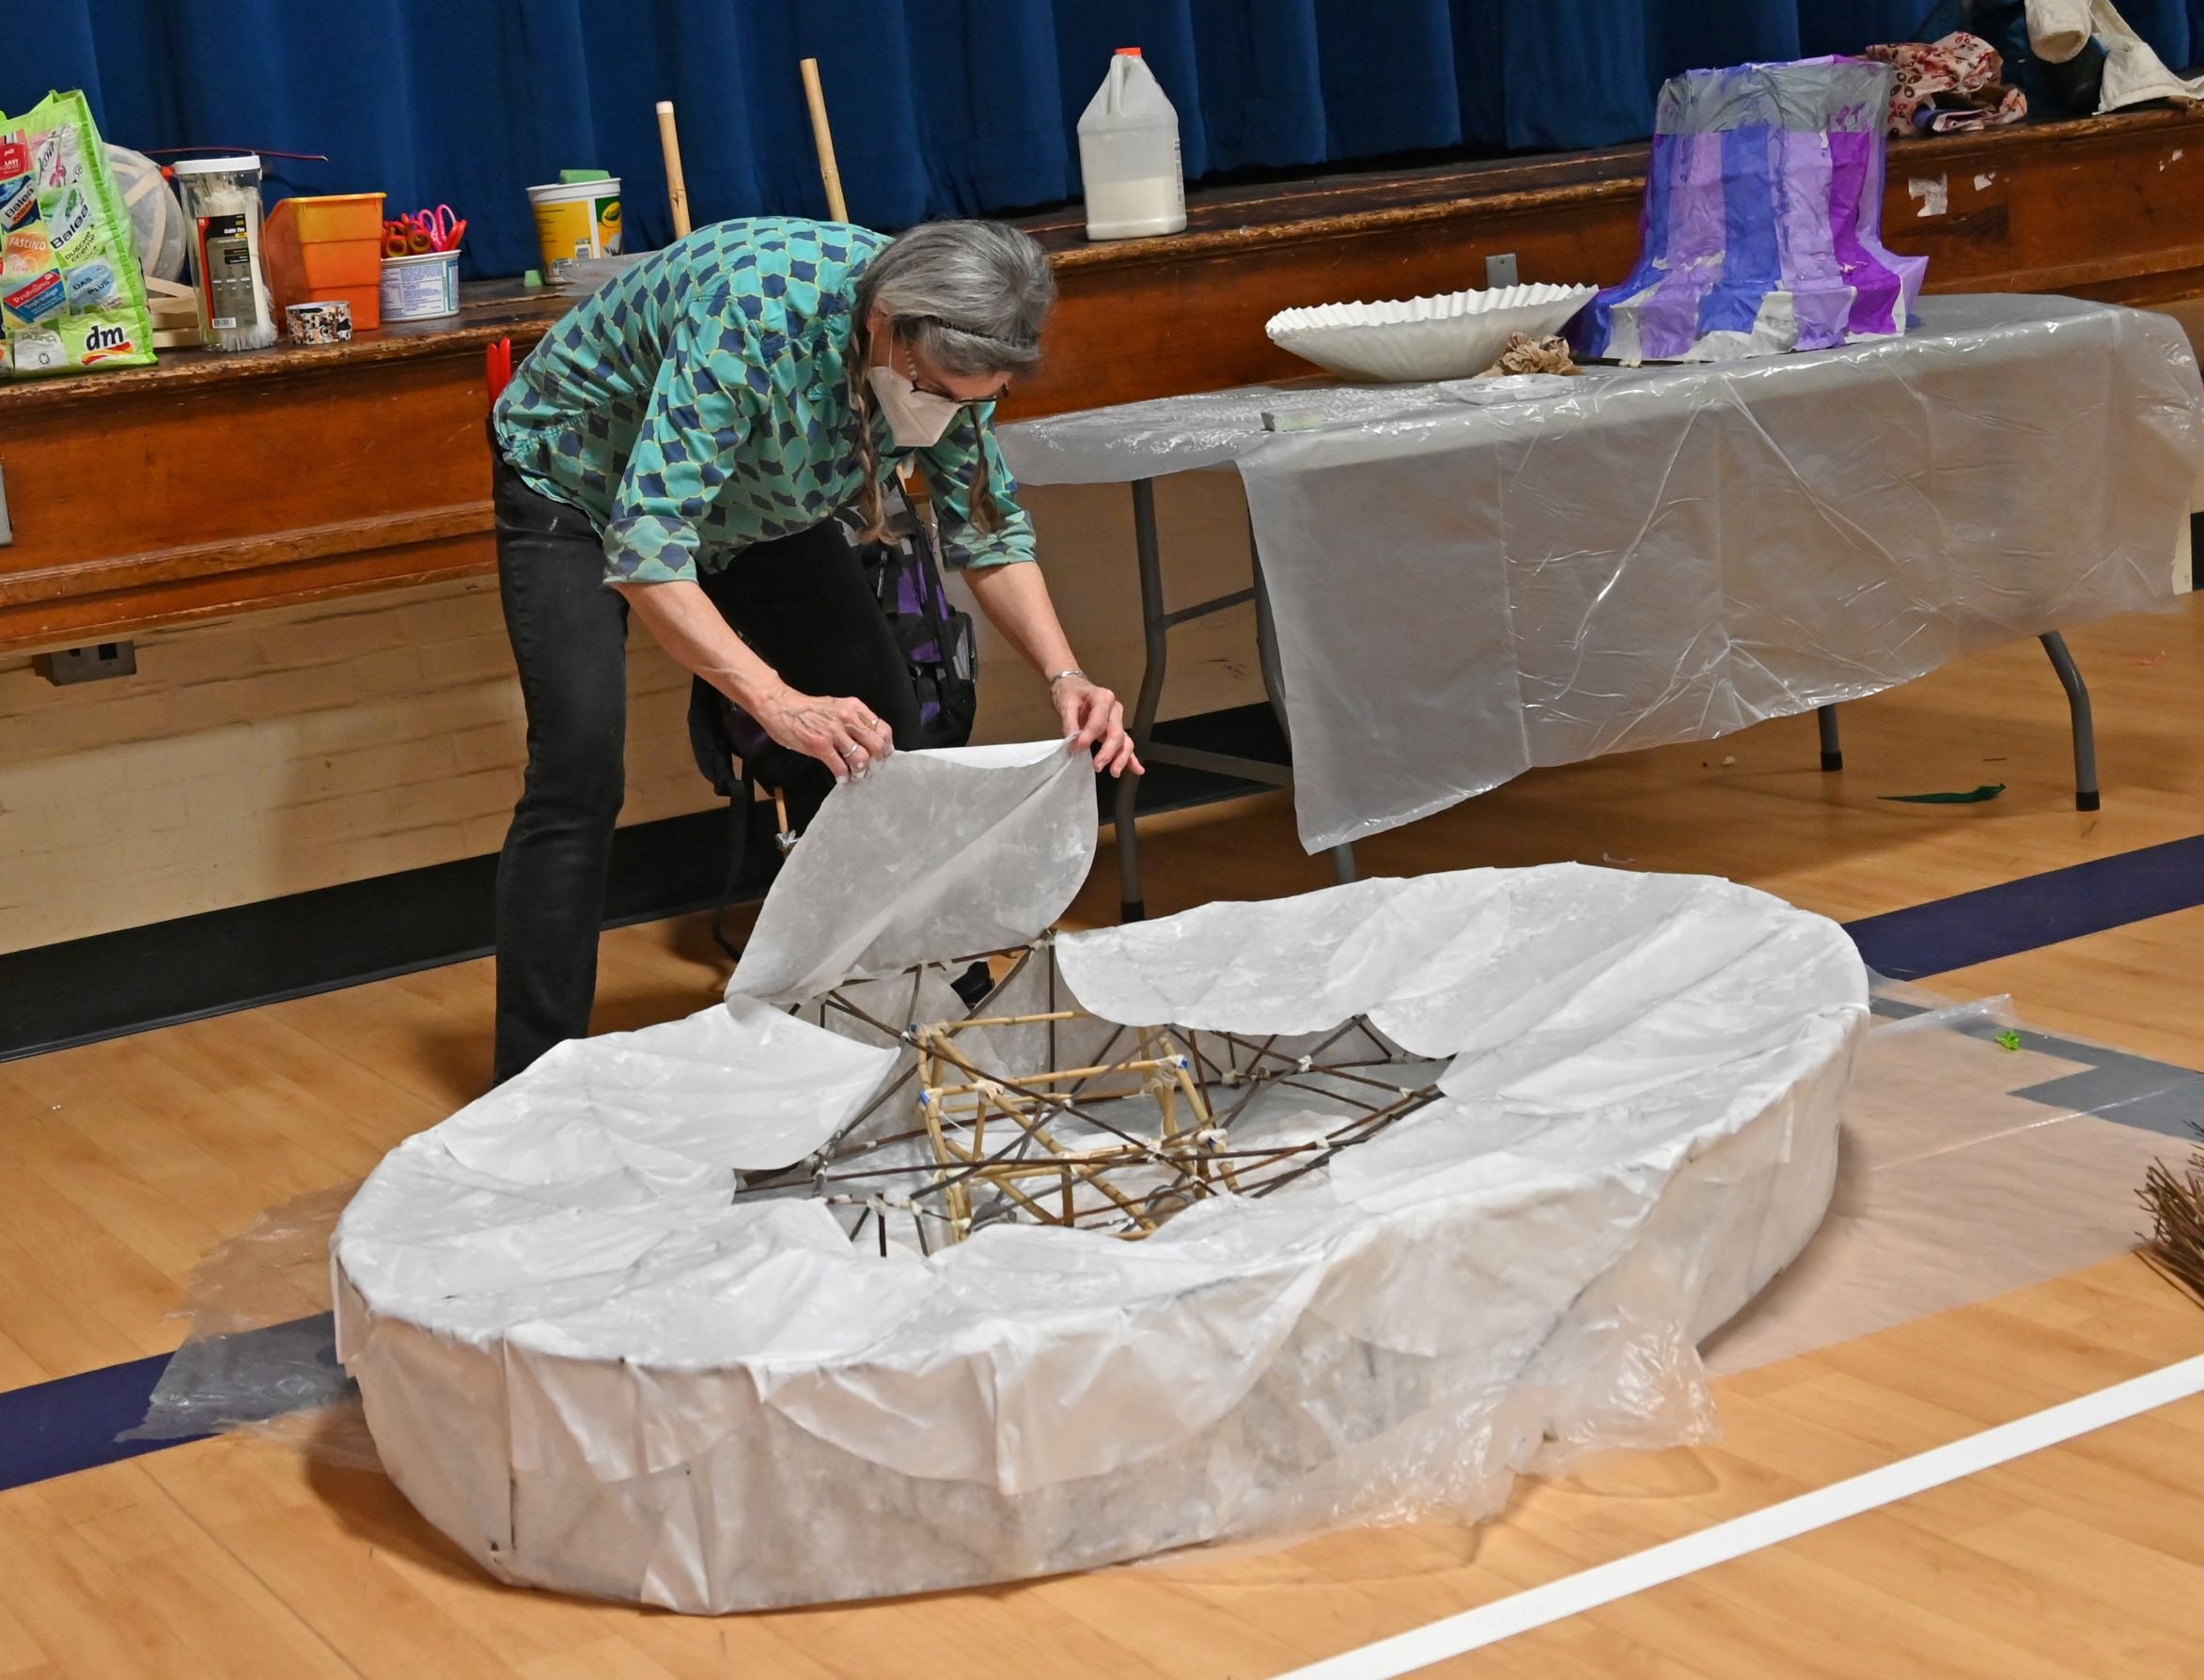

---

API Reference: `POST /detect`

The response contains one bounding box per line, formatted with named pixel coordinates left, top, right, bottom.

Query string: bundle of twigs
left=2140, top=1120, right=2204, bottom=1306
left=1476, top=333, right=1582, bottom=378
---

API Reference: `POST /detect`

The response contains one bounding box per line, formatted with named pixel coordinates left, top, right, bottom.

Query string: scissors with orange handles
left=411, top=204, right=461, bottom=250
left=383, top=207, right=468, bottom=256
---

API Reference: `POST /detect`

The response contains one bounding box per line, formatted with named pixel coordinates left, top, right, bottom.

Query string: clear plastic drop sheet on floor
left=139, top=975, right=2188, bottom=1501
left=1704, top=976, right=2204, bottom=1375
left=1000, top=295, right=2204, bottom=852
left=121, top=719, right=2185, bottom=1610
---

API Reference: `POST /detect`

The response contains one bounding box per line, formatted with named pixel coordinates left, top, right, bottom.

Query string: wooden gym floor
left=3, top=598, right=2203, bottom=1676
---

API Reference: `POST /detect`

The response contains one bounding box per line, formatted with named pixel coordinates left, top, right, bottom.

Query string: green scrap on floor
left=1995, top=1029, right=2024, bottom=1052
left=1879, top=784, right=2007, bottom=804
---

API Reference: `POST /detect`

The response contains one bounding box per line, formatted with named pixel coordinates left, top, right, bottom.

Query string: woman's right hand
left=750, top=684, right=896, bottom=783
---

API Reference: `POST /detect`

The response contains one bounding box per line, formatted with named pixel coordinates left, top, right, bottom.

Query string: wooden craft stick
left=655, top=101, right=692, bottom=239
left=799, top=57, right=851, bottom=223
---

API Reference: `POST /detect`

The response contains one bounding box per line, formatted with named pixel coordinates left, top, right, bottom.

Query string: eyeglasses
left=909, top=372, right=1009, bottom=406
left=897, top=320, right=1012, bottom=406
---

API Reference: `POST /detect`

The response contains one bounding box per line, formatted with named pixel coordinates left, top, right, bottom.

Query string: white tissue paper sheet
left=727, top=740, right=1097, bottom=1005
left=1001, top=294, right=2204, bottom=852
left=336, top=748, right=1866, bottom=1613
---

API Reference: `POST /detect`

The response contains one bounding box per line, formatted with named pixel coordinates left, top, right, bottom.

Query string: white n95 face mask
left=867, top=366, right=963, bottom=447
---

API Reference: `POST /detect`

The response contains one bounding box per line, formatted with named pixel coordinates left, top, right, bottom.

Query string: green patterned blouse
left=491, top=216, right=1035, bottom=584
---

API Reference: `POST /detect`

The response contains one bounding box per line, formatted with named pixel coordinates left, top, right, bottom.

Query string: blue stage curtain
left=9, top=1, right=2202, bottom=278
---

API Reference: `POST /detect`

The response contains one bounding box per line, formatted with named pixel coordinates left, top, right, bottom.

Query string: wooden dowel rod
left=930, top=1057, right=1178, bottom=1095
left=799, top=56, right=851, bottom=223
left=655, top=101, right=693, bottom=239
left=921, top=1035, right=1156, bottom=1153
left=979, top=1170, right=1071, bottom=1229
left=942, top=1010, right=1083, bottom=1030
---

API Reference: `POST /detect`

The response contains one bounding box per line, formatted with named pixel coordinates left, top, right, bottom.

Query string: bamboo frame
left=910, top=963, right=1417, bottom=1242
left=730, top=941, right=1441, bottom=1251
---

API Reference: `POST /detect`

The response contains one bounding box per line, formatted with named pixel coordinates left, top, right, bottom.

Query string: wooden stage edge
left=6, top=106, right=2204, bottom=651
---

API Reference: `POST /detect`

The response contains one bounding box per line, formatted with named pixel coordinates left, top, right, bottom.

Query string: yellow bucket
left=526, top=179, right=623, bottom=278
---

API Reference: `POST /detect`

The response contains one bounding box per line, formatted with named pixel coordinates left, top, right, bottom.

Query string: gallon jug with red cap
left=1076, top=47, right=1188, bottom=241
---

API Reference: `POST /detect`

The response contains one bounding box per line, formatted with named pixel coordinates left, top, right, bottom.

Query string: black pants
left=492, top=454, right=919, bottom=1082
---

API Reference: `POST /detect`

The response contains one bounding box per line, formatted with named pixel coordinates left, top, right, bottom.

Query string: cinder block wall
left=0, top=477, right=1261, bottom=954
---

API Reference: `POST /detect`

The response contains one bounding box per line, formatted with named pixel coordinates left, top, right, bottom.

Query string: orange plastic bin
left=263, top=192, right=387, bottom=331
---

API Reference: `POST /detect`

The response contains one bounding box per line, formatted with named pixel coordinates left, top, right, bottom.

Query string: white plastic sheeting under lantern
left=1000, top=294, right=2204, bottom=852
left=335, top=745, right=1868, bottom=1613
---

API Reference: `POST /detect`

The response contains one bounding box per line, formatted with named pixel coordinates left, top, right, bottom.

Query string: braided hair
left=849, top=220, right=1055, bottom=542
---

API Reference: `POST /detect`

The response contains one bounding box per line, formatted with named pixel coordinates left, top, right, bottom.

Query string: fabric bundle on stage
left=1866, top=34, right=2027, bottom=135
left=1571, top=58, right=1928, bottom=366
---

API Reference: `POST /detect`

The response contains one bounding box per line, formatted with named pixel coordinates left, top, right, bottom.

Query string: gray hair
left=854, top=219, right=1055, bottom=378
left=846, top=220, right=1055, bottom=541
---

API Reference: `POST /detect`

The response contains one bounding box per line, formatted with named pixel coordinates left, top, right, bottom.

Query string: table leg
left=1817, top=705, right=1843, bottom=772
left=1116, top=479, right=1170, bottom=921
left=2040, top=631, right=2100, bottom=812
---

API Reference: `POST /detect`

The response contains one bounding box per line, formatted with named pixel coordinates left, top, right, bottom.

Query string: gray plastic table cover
left=999, top=295, right=2204, bottom=852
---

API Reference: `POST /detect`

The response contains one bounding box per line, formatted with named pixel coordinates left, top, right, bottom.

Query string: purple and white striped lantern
left=1571, top=57, right=1928, bottom=365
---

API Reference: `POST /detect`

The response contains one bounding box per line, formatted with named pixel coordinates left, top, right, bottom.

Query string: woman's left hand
left=1053, top=675, right=1142, bottom=777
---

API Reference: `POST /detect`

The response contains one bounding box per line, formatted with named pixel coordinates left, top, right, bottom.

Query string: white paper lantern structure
left=335, top=742, right=1866, bottom=1612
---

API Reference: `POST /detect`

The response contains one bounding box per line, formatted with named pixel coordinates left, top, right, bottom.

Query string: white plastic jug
left=1077, top=48, right=1188, bottom=241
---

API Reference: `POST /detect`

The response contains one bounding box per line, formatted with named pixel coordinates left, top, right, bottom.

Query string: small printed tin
left=286, top=300, right=353, bottom=344
left=380, top=248, right=460, bottom=321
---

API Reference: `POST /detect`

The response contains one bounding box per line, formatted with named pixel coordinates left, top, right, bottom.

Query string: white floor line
left=1276, top=1352, right=2204, bottom=1680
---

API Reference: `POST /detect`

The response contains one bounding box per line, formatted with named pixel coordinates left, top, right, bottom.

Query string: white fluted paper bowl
left=1266, top=283, right=1598, bottom=382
